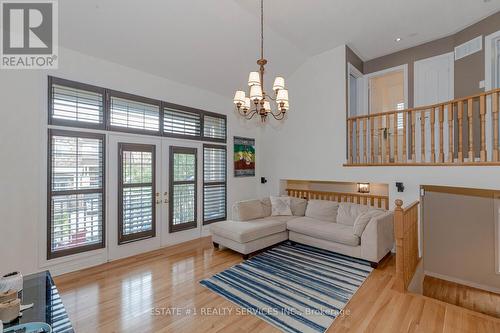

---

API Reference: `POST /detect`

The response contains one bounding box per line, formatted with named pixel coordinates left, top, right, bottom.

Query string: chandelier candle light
left=233, top=0, right=290, bottom=122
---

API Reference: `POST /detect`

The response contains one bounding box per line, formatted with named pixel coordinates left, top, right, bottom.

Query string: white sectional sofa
left=209, top=197, right=394, bottom=266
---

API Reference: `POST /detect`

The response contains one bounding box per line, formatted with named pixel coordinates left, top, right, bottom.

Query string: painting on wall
left=234, top=136, right=255, bottom=177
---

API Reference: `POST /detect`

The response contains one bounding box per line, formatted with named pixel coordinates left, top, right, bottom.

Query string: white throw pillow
left=281, top=196, right=307, bottom=216
left=270, top=196, right=293, bottom=216
left=352, top=209, right=386, bottom=237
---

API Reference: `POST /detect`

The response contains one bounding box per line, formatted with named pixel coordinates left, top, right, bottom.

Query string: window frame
left=162, top=101, right=203, bottom=141
left=202, top=144, right=227, bottom=225
left=48, top=77, right=107, bottom=130
left=118, top=143, right=157, bottom=244
left=107, top=90, right=162, bottom=136
left=48, top=76, right=227, bottom=143
left=47, top=129, right=106, bottom=259
left=201, top=111, right=227, bottom=143
left=169, top=146, right=198, bottom=233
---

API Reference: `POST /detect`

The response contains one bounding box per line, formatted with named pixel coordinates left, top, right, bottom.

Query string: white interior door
left=108, top=134, right=162, bottom=260
left=414, top=52, right=454, bottom=162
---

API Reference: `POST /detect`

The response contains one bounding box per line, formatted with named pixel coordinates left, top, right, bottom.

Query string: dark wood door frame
left=118, top=143, right=156, bottom=244
left=169, top=146, right=198, bottom=233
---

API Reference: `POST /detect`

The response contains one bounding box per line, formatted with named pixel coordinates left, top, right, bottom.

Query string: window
left=48, top=130, right=105, bottom=259
left=48, top=76, right=227, bottom=143
left=203, top=145, right=227, bottom=224
left=169, top=147, right=197, bottom=232
left=49, top=77, right=105, bottom=128
left=203, top=115, right=226, bottom=141
left=109, top=93, right=160, bottom=133
left=164, top=105, right=201, bottom=138
left=118, top=144, right=156, bottom=244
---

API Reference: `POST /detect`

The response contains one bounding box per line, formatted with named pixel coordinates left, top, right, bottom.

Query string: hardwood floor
left=423, top=275, right=500, bottom=319
left=54, top=237, right=500, bottom=332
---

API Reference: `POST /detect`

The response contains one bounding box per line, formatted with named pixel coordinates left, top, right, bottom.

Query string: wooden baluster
left=394, top=112, right=399, bottom=163
left=480, top=95, right=486, bottom=162
left=468, top=99, right=474, bottom=162
left=348, top=119, right=353, bottom=164
left=430, top=108, right=436, bottom=163
left=458, top=101, right=464, bottom=163
left=363, top=118, right=367, bottom=163
left=385, top=113, right=391, bottom=163
left=378, top=115, right=383, bottom=163
left=420, top=110, right=426, bottom=163
left=447, top=103, right=454, bottom=163
left=370, top=197, right=374, bottom=207
left=357, top=119, right=361, bottom=163
left=370, top=117, right=375, bottom=163
left=438, top=105, right=444, bottom=163
left=493, top=92, right=499, bottom=162
left=402, top=111, right=407, bottom=162
left=411, top=111, right=416, bottom=161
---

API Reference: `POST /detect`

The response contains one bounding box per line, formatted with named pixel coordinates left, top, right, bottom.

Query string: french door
left=108, top=134, right=201, bottom=260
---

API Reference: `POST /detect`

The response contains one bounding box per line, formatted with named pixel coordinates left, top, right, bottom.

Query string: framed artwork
left=234, top=136, right=255, bottom=177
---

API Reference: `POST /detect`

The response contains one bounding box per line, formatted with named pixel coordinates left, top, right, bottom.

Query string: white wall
left=0, top=47, right=261, bottom=276
left=260, top=44, right=500, bottom=205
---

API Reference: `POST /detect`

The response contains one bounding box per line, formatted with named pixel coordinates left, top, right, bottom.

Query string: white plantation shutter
left=203, top=145, right=227, bottom=223
left=110, top=96, right=160, bottom=132
left=48, top=130, right=105, bottom=258
left=203, top=115, right=226, bottom=141
left=50, top=79, right=104, bottom=128
left=119, top=145, right=156, bottom=243
left=164, top=107, right=201, bottom=137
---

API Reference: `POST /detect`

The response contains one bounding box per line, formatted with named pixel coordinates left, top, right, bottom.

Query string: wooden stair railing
left=286, top=188, right=389, bottom=210
left=393, top=199, right=421, bottom=292
left=346, top=88, right=500, bottom=166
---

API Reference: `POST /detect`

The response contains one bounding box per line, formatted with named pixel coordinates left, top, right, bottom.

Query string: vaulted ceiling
left=59, top=0, right=500, bottom=98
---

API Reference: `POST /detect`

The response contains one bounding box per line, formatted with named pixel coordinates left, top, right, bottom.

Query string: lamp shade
left=233, top=90, right=245, bottom=104
left=263, top=101, right=271, bottom=113
left=273, top=77, right=285, bottom=91
left=276, top=89, right=289, bottom=103
left=248, top=72, right=261, bottom=86
left=250, top=85, right=263, bottom=100
left=243, top=97, right=251, bottom=110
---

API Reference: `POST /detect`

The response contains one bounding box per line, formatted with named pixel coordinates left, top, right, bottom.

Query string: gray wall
left=423, top=190, right=500, bottom=291
left=361, top=10, right=500, bottom=107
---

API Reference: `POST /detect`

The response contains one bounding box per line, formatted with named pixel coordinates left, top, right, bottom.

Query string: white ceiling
left=59, top=0, right=500, bottom=98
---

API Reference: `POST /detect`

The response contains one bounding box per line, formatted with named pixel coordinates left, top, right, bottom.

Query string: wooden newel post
left=394, top=199, right=405, bottom=292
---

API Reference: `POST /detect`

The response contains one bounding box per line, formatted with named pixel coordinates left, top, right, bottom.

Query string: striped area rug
left=200, top=242, right=372, bottom=333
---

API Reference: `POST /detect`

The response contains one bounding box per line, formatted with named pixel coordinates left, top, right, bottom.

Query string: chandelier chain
left=260, top=0, right=264, bottom=60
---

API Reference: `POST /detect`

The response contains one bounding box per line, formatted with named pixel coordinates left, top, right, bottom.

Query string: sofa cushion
left=287, top=217, right=360, bottom=246
left=352, top=209, right=386, bottom=237
left=289, top=196, right=307, bottom=216
left=210, top=218, right=288, bottom=243
left=270, top=196, right=293, bottom=216
left=261, top=197, right=272, bottom=217
left=233, top=199, right=266, bottom=221
left=305, top=200, right=339, bottom=222
left=337, top=203, right=371, bottom=226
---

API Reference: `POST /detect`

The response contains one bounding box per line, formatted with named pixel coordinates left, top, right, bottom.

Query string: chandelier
left=233, top=0, right=289, bottom=122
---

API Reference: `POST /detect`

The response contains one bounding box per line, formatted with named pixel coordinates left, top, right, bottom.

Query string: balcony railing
left=346, top=88, right=500, bottom=166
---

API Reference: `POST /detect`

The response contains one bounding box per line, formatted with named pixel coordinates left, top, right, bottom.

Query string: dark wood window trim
left=169, top=146, right=198, bottom=233
left=203, top=144, right=227, bottom=225
left=201, top=111, right=227, bottom=144
left=48, top=76, right=227, bottom=143
left=48, top=76, right=107, bottom=130
left=118, top=143, right=156, bottom=244
left=107, top=90, right=162, bottom=136
left=47, top=129, right=106, bottom=259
